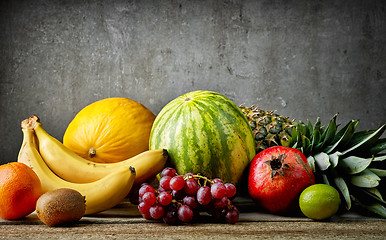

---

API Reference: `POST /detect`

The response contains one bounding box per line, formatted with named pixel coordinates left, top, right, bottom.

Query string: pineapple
left=239, top=105, right=295, bottom=152
left=240, top=105, right=386, bottom=218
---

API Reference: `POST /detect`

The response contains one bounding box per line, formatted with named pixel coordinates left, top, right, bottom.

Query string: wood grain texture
left=0, top=203, right=385, bottom=239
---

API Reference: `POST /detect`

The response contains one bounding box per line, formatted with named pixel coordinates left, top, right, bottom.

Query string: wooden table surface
left=1, top=200, right=385, bottom=240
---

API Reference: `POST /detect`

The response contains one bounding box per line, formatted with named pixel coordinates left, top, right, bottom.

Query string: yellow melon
left=63, top=97, right=156, bottom=163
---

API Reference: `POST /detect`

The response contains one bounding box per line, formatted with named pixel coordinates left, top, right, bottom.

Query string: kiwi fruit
left=36, top=188, right=86, bottom=227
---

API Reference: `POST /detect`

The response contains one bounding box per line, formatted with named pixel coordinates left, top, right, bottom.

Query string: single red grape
left=159, top=176, right=172, bottom=191
left=142, top=192, right=157, bottom=206
left=161, top=167, right=177, bottom=178
left=225, top=206, right=239, bottom=224
left=158, top=191, right=173, bottom=206
left=224, top=183, right=237, bottom=198
left=197, top=186, right=212, bottom=205
left=177, top=205, right=194, bottom=223
left=149, top=203, right=165, bottom=220
left=138, top=202, right=151, bottom=215
left=170, top=175, right=185, bottom=191
left=211, top=182, right=227, bottom=199
left=184, top=178, right=199, bottom=195
left=183, top=195, right=198, bottom=209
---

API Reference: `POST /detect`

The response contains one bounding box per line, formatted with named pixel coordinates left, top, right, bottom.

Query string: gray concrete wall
left=1, top=0, right=385, bottom=164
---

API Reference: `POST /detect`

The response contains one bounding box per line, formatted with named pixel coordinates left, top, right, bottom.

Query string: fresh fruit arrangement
left=1, top=90, right=384, bottom=225
left=240, top=105, right=386, bottom=218
left=149, top=90, right=256, bottom=185
left=136, top=167, right=240, bottom=224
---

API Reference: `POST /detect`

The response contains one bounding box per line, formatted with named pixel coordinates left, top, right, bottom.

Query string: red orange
left=0, top=162, right=42, bottom=219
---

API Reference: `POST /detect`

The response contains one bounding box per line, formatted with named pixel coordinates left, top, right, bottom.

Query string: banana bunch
left=18, top=115, right=168, bottom=215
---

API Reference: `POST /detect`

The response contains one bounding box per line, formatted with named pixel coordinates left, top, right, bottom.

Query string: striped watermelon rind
left=149, top=90, right=256, bottom=184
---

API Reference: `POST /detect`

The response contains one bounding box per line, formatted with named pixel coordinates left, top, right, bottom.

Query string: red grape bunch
left=136, top=167, right=240, bottom=225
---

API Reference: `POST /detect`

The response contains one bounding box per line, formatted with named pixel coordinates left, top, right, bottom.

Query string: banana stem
left=88, top=147, right=96, bottom=158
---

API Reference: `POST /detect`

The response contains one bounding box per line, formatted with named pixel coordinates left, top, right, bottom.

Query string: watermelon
left=149, top=90, right=256, bottom=184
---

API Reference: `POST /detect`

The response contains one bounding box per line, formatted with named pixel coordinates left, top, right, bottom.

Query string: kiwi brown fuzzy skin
left=36, top=188, right=86, bottom=227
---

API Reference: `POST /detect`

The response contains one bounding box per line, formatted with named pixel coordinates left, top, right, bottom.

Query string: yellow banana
left=28, top=115, right=167, bottom=185
left=18, top=122, right=136, bottom=215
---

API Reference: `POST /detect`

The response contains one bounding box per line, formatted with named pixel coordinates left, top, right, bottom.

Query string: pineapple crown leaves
left=288, top=114, right=386, bottom=218
left=289, top=114, right=342, bottom=156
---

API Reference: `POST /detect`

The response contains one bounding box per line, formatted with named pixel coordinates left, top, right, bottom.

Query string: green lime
left=299, top=184, right=341, bottom=220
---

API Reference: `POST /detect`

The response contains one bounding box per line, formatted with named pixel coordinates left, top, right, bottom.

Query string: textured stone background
left=1, top=0, right=385, bottom=164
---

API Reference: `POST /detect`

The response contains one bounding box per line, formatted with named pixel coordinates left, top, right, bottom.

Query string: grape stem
left=171, top=199, right=182, bottom=207
left=183, top=174, right=213, bottom=186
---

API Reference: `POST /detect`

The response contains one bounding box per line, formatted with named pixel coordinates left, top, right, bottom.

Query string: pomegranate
left=248, top=146, right=315, bottom=214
